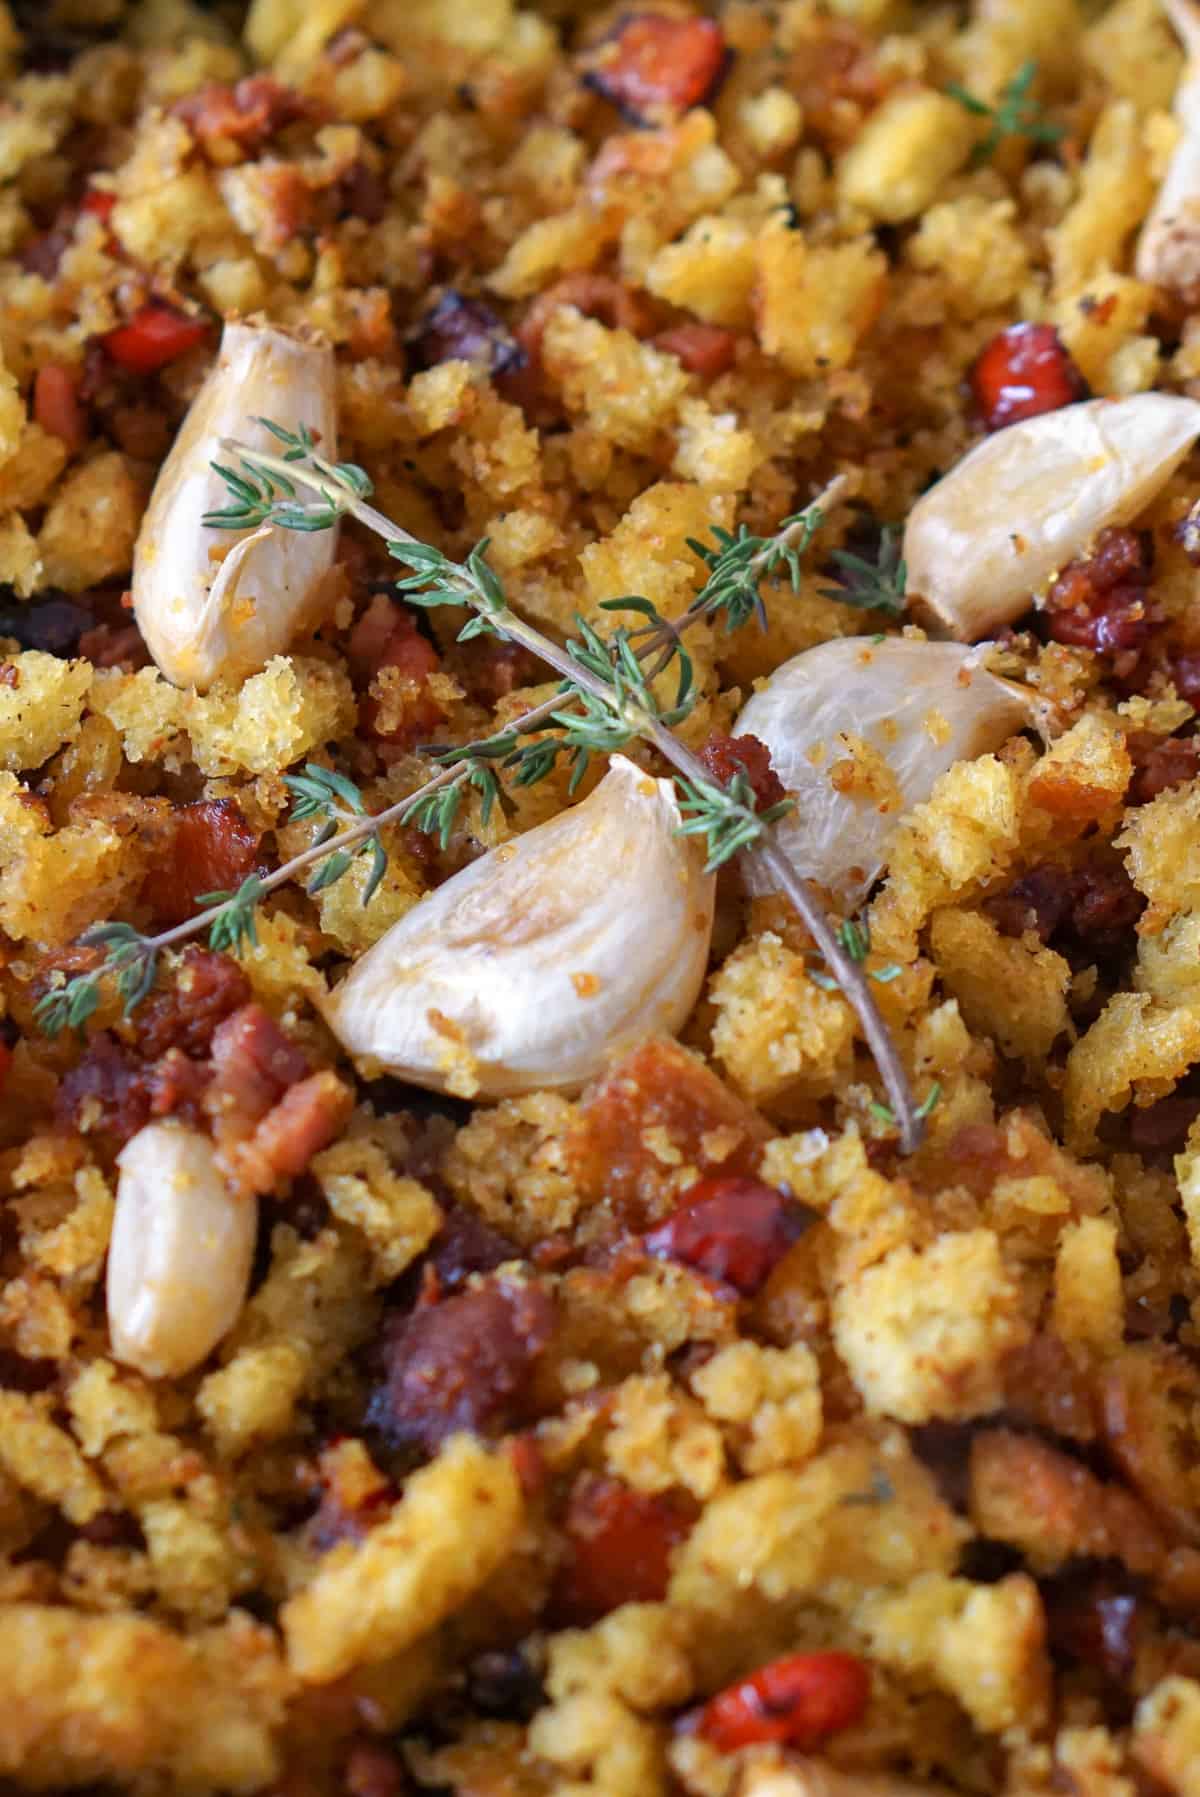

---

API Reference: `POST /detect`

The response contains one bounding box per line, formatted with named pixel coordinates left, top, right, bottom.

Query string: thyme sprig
left=821, top=526, right=907, bottom=616
left=202, top=420, right=374, bottom=532
left=946, top=60, right=1065, bottom=167
left=39, top=439, right=926, bottom=1151
left=684, top=501, right=832, bottom=633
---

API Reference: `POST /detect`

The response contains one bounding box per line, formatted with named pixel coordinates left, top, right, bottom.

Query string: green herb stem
left=45, top=435, right=924, bottom=1152
left=216, top=440, right=923, bottom=1151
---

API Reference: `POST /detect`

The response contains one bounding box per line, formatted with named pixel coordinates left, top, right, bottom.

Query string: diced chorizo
left=141, top=799, right=262, bottom=928
left=134, top=949, right=251, bottom=1062
left=334, top=161, right=389, bottom=224
left=56, top=1034, right=154, bottom=1144
left=207, top=1003, right=310, bottom=1129
left=653, top=322, right=738, bottom=377
left=174, top=75, right=311, bottom=159
left=644, top=1175, right=812, bottom=1295
left=463, top=637, right=541, bottom=707
left=1045, top=1575, right=1145, bottom=1685
left=553, top=1472, right=696, bottom=1623
left=77, top=621, right=150, bottom=670
left=32, top=364, right=87, bottom=455
left=232, top=1070, right=354, bottom=1191
left=143, top=1046, right=211, bottom=1121
left=517, top=273, right=655, bottom=362
left=1043, top=527, right=1156, bottom=674
left=985, top=866, right=1077, bottom=945
left=1126, top=732, right=1200, bottom=805
left=697, top=732, right=787, bottom=810
left=970, top=324, right=1089, bottom=433
left=786, top=20, right=886, bottom=151
left=429, top=1205, right=520, bottom=1290
left=366, top=1276, right=557, bottom=1454
left=347, top=596, right=445, bottom=747
left=566, top=1038, right=772, bottom=1225
left=986, top=860, right=1144, bottom=961
left=1070, top=863, right=1146, bottom=958
left=583, top=14, right=729, bottom=127
left=690, top=1652, right=871, bottom=1754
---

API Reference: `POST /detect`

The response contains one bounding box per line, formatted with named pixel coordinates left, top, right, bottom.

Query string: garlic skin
left=108, top=1120, right=257, bottom=1380
left=323, top=755, right=715, bottom=1098
left=1136, top=0, right=1200, bottom=291
left=132, top=321, right=337, bottom=691
left=736, top=638, right=1036, bottom=910
left=904, top=395, right=1200, bottom=640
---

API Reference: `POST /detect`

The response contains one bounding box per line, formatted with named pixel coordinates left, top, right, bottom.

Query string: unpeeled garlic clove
left=132, top=320, right=337, bottom=692
left=108, top=1120, right=257, bottom=1379
left=904, top=394, right=1200, bottom=640
left=1136, top=0, right=1200, bottom=291
left=323, top=755, right=716, bottom=1098
left=736, top=637, right=1038, bottom=910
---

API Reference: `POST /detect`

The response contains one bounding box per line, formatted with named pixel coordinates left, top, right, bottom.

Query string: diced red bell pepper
left=100, top=303, right=210, bottom=374
left=694, top=1651, right=871, bottom=1754
left=0, top=1040, right=12, bottom=1096
left=32, top=364, right=87, bottom=456
left=81, top=187, right=117, bottom=223
left=644, top=1175, right=811, bottom=1296
left=969, top=322, right=1088, bottom=433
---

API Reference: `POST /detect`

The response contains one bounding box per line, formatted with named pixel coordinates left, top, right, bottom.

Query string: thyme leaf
left=821, top=527, right=907, bottom=616
left=946, top=60, right=1065, bottom=167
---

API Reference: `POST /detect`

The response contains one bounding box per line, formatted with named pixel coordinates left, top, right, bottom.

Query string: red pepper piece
left=970, top=323, right=1088, bottom=432
left=653, top=322, right=738, bottom=378
left=695, top=1651, right=871, bottom=1754
left=554, top=1473, right=696, bottom=1624
left=32, top=364, right=87, bottom=456
left=644, top=1175, right=811, bottom=1296
left=586, top=14, right=728, bottom=124
left=0, top=1040, right=12, bottom=1095
left=101, top=303, right=210, bottom=374
left=81, top=188, right=117, bottom=222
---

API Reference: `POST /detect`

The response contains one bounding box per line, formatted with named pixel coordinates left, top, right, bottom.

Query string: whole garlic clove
left=108, top=1120, right=257, bottom=1379
left=1136, top=0, right=1200, bottom=291
left=323, top=755, right=716, bottom=1098
left=735, top=637, right=1037, bottom=910
left=132, top=320, right=337, bottom=691
left=904, top=394, right=1200, bottom=640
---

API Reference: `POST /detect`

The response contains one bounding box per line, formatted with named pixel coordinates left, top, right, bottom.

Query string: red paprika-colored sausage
left=970, top=322, right=1088, bottom=432
left=694, top=1651, right=871, bottom=1753
left=644, top=1175, right=811, bottom=1295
